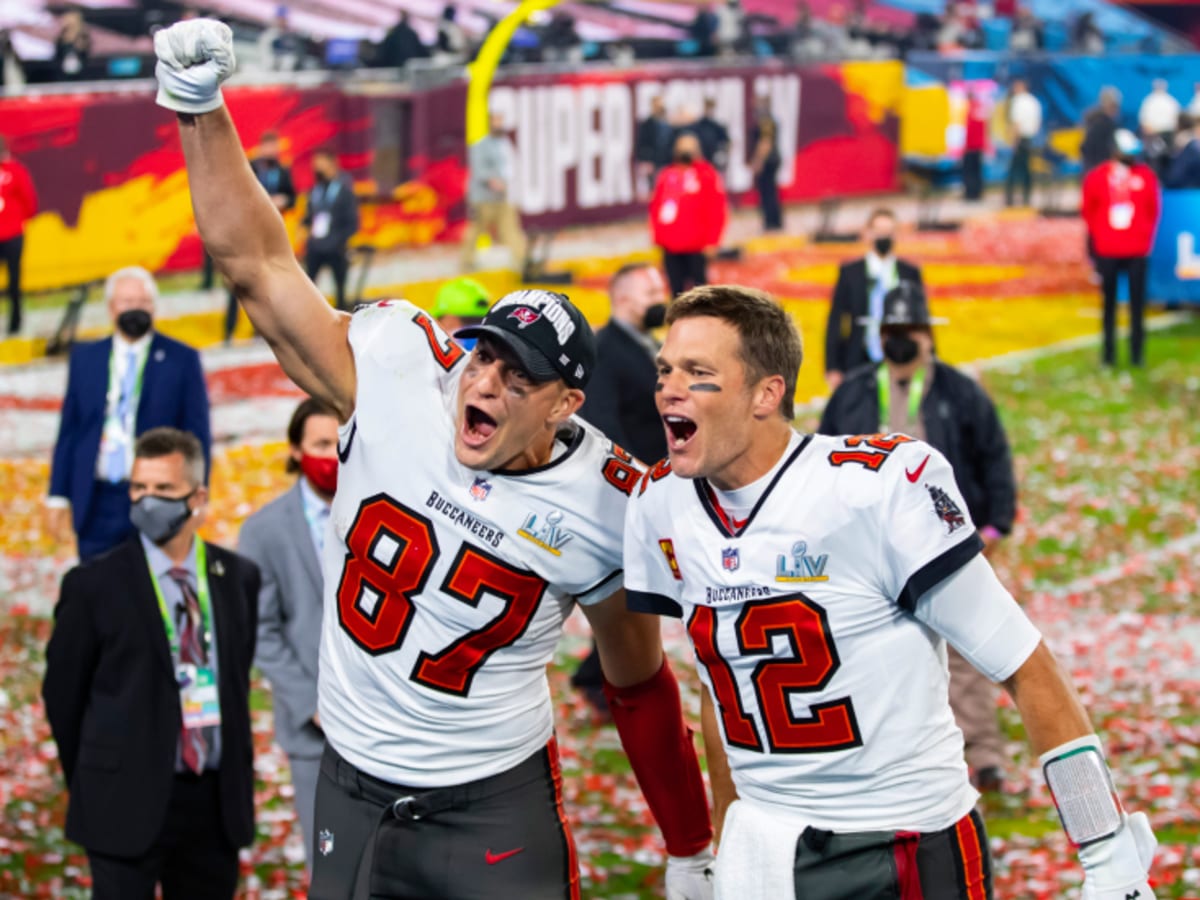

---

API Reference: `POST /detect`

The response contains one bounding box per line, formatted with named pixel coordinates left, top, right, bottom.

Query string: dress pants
left=1005, top=138, right=1033, bottom=206
left=306, top=247, right=351, bottom=310
left=947, top=646, right=1005, bottom=775
left=962, top=150, right=983, bottom=200
left=290, top=752, right=321, bottom=873
left=1098, top=255, right=1147, bottom=367
left=756, top=166, right=782, bottom=231
left=76, top=480, right=136, bottom=561
left=460, top=201, right=528, bottom=272
left=663, top=250, right=708, bottom=297
left=1, top=233, right=23, bottom=334
left=87, top=771, right=239, bottom=900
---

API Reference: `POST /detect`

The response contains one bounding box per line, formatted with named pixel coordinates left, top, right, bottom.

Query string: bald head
left=673, top=131, right=701, bottom=163
left=609, top=263, right=668, bottom=331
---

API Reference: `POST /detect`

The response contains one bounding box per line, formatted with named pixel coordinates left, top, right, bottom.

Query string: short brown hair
left=134, top=427, right=206, bottom=486
left=867, top=207, right=896, bottom=228
left=608, top=261, right=655, bottom=297
left=665, top=285, right=802, bottom=419
left=286, top=397, right=340, bottom=473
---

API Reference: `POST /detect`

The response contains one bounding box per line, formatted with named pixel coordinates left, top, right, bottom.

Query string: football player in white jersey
left=624, top=285, right=1158, bottom=900
left=153, top=20, right=715, bottom=900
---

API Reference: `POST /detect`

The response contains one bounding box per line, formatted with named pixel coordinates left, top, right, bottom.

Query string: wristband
left=1040, top=735, right=1123, bottom=847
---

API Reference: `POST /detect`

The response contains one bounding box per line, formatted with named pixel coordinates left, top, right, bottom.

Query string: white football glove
left=666, top=848, right=715, bottom=900
left=1080, top=811, right=1157, bottom=900
left=154, top=19, right=235, bottom=114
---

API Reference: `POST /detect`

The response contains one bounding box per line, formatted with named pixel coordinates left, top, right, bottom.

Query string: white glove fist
left=154, top=19, right=235, bottom=114
left=1080, top=811, right=1157, bottom=900
left=666, top=848, right=715, bottom=900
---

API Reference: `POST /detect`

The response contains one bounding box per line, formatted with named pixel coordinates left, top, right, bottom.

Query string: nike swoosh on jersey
left=485, top=847, right=525, bottom=865
left=905, top=454, right=930, bottom=483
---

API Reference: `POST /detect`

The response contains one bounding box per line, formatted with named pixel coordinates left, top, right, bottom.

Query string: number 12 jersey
left=625, top=432, right=990, bottom=832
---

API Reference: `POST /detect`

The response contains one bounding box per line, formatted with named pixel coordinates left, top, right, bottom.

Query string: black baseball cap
left=876, top=281, right=947, bottom=328
left=455, top=289, right=597, bottom=389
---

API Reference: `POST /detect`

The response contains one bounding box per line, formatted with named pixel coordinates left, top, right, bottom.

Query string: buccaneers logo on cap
left=509, top=307, right=541, bottom=328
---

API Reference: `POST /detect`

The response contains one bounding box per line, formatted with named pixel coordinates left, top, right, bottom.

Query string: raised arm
left=156, top=20, right=355, bottom=419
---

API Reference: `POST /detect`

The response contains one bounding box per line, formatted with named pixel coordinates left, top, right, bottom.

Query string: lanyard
left=877, top=365, right=924, bottom=434
left=314, top=178, right=340, bottom=207
left=107, top=342, right=150, bottom=422
left=147, top=538, right=213, bottom=661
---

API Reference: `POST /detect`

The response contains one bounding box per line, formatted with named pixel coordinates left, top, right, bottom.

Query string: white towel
left=714, top=799, right=806, bottom=900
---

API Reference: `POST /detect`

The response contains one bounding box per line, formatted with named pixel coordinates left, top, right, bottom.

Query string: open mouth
left=463, top=405, right=499, bottom=445
left=663, top=415, right=697, bottom=449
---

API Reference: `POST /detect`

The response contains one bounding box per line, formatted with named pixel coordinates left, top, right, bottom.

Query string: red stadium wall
left=0, top=60, right=902, bottom=292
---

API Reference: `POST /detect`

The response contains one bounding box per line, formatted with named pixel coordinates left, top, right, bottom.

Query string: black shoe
left=974, top=766, right=1004, bottom=793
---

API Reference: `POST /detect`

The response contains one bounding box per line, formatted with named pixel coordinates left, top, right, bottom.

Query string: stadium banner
left=0, top=60, right=902, bottom=291
left=474, top=60, right=904, bottom=229
left=1148, top=189, right=1200, bottom=304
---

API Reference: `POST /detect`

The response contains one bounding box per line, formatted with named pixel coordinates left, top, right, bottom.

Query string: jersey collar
left=694, top=434, right=813, bottom=539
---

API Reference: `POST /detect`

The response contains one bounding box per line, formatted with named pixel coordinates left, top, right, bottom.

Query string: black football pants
left=309, top=741, right=580, bottom=900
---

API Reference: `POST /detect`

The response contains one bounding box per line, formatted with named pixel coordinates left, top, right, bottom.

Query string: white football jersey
left=625, top=432, right=986, bottom=832
left=319, top=300, right=640, bottom=787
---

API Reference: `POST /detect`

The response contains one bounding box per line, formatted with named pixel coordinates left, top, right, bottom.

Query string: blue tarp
left=1148, top=190, right=1200, bottom=304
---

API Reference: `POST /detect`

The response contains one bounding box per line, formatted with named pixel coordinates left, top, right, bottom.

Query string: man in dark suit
left=43, top=427, right=259, bottom=900
left=303, top=148, right=360, bottom=311
left=573, top=262, right=670, bottom=712
left=223, top=130, right=297, bottom=341
left=689, top=98, right=731, bottom=173
left=634, top=96, right=676, bottom=199
left=818, top=283, right=1016, bottom=793
left=238, top=397, right=339, bottom=870
left=46, top=267, right=212, bottom=560
left=823, top=208, right=923, bottom=391
left=580, top=262, right=670, bottom=463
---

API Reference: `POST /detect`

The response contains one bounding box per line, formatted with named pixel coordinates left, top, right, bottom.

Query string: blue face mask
left=458, top=337, right=477, bottom=352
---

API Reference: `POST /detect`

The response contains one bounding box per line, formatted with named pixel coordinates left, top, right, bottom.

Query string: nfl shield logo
left=721, top=547, right=740, bottom=572
left=469, top=477, right=492, bottom=502
left=318, top=829, right=334, bottom=856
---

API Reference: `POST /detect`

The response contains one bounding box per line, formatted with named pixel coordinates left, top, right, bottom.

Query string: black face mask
left=642, top=303, right=667, bottom=330
left=116, top=309, right=153, bottom=339
left=883, top=333, right=920, bottom=365
left=675, top=152, right=695, bottom=165
left=873, top=236, right=894, bottom=257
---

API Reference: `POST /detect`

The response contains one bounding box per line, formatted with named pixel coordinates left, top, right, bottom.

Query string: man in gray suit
left=238, top=397, right=340, bottom=868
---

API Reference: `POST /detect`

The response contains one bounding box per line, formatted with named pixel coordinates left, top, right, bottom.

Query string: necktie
left=866, top=278, right=887, bottom=364
left=314, top=505, right=330, bottom=555
left=169, top=567, right=210, bottom=775
left=103, top=348, right=140, bottom=482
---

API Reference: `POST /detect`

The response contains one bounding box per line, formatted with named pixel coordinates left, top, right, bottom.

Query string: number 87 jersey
left=318, top=301, right=641, bottom=788
left=624, top=432, right=986, bottom=833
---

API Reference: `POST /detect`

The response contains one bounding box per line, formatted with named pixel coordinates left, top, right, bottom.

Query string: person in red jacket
left=649, top=132, right=727, bottom=296
left=0, top=135, right=38, bottom=336
left=1081, top=129, right=1160, bottom=367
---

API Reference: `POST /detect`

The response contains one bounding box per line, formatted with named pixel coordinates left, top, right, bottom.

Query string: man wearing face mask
left=43, top=427, right=260, bottom=899
left=818, top=282, right=1017, bottom=793
left=823, top=208, right=923, bottom=391
left=238, top=397, right=339, bottom=872
left=649, top=132, right=727, bottom=297
left=303, top=149, right=360, bottom=311
left=573, top=262, right=671, bottom=713
left=1081, top=129, right=1161, bottom=368
left=47, top=266, right=212, bottom=560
